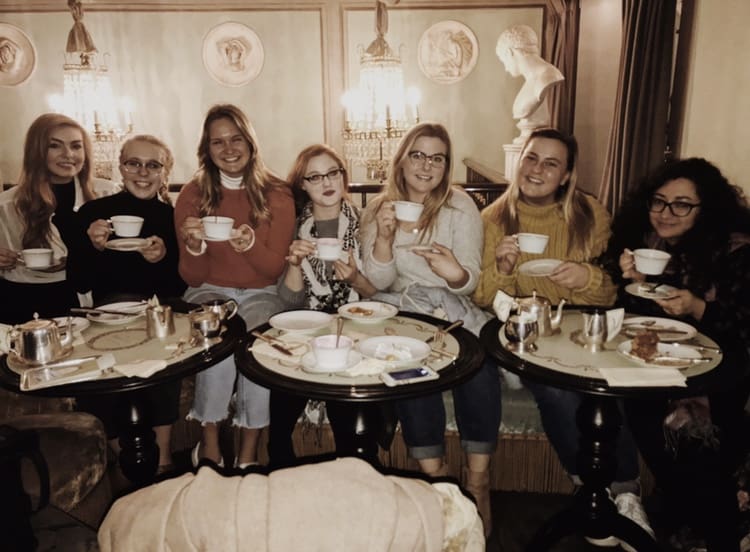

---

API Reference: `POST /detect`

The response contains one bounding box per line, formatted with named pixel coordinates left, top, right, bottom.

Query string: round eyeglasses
left=303, top=168, right=344, bottom=185
left=407, top=150, right=448, bottom=169
left=647, top=197, right=701, bottom=217
left=122, top=159, right=164, bottom=174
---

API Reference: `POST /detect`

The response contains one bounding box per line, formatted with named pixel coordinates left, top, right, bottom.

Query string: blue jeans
left=523, top=380, right=640, bottom=486
left=397, top=358, right=502, bottom=459
left=185, top=284, right=285, bottom=428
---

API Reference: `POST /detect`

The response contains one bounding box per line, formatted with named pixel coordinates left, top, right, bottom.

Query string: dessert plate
left=105, top=238, right=149, bottom=252
left=625, top=282, right=679, bottom=300
left=617, top=340, right=707, bottom=369
left=300, top=351, right=362, bottom=374
left=269, top=310, right=333, bottom=334
left=53, top=316, right=90, bottom=333
left=518, top=259, right=562, bottom=277
left=358, top=336, right=430, bottom=367
left=338, top=301, right=398, bottom=323
left=621, top=317, right=696, bottom=342
left=86, top=301, right=148, bottom=325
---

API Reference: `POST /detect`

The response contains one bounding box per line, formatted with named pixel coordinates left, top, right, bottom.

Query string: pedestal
left=503, top=143, right=522, bottom=182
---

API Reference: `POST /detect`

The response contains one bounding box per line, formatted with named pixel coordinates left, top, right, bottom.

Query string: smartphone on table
left=380, top=366, right=439, bottom=387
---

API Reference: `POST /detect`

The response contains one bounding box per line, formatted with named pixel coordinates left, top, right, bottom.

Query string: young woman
left=0, top=113, right=117, bottom=323
left=360, top=122, right=501, bottom=536
left=604, top=158, right=750, bottom=551
left=69, top=134, right=186, bottom=472
left=473, top=127, right=652, bottom=544
left=175, top=104, right=295, bottom=468
left=268, top=144, right=378, bottom=467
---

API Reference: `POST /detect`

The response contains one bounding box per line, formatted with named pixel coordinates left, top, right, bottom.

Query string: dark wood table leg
left=527, top=395, right=659, bottom=551
left=327, top=402, right=380, bottom=465
left=114, top=392, right=159, bottom=486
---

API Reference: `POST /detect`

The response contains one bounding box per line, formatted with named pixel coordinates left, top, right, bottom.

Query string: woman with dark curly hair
left=603, top=157, right=750, bottom=552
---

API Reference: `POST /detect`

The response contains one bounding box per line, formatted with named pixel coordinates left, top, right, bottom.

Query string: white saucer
left=53, top=316, right=90, bottom=333
left=625, top=282, right=679, bottom=300
left=86, top=301, right=147, bottom=325
left=358, top=335, right=431, bottom=367
left=621, top=316, right=697, bottom=342
left=617, top=340, right=706, bottom=369
left=300, top=351, right=362, bottom=374
left=338, top=301, right=398, bottom=323
left=518, top=259, right=562, bottom=277
left=105, top=238, right=149, bottom=251
left=25, top=258, right=66, bottom=272
left=269, top=310, right=333, bottom=334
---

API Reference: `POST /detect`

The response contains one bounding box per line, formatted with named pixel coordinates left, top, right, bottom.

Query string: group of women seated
left=1, top=104, right=748, bottom=550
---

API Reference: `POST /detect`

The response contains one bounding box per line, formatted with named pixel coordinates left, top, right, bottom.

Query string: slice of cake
left=631, top=330, right=659, bottom=361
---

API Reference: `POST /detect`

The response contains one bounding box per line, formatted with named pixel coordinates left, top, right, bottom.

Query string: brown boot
left=464, top=467, right=492, bottom=537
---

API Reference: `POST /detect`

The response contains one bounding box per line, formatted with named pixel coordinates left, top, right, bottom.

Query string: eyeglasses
left=122, top=159, right=164, bottom=174
left=647, top=197, right=701, bottom=217
left=303, top=168, right=344, bottom=184
left=407, top=150, right=448, bottom=168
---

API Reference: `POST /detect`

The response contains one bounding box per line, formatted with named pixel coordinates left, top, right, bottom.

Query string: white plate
left=269, top=310, right=333, bottom=334
left=199, top=229, right=240, bottom=242
left=338, top=301, right=398, bottom=323
left=358, top=336, right=431, bottom=367
left=300, top=350, right=362, bottom=374
left=621, top=317, right=697, bottom=342
left=617, top=340, right=705, bottom=369
left=518, top=259, right=562, bottom=277
left=625, top=282, right=679, bottom=300
left=86, top=301, right=148, bottom=325
left=105, top=238, right=149, bottom=252
left=24, top=258, right=66, bottom=272
left=53, top=316, right=90, bottom=333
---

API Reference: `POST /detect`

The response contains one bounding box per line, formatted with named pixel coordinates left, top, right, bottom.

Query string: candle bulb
left=94, top=110, right=100, bottom=125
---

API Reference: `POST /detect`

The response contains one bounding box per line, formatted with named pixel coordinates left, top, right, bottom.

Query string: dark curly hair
left=604, top=158, right=750, bottom=294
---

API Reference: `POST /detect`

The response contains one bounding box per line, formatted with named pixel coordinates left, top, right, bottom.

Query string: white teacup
left=21, top=248, right=53, bottom=268
left=109, top=215, right=144, bottom=237
left=633, top=248, right=671, bottom=275
left=316, top=238, right=343, bottom=261
left=393, top=201, right=424, bottom=222
left=517, top=233, right=549, bottom=254
left=202, top=216, right=235, bottom=240
left=311, top=334, right=353, bottom=371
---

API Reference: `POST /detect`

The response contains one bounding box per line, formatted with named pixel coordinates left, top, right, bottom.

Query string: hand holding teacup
left=333, top=250, right=360, bottom=284
left=0, top=247, right=19, bottom=269
left=87, top=219, right=113, bottom=251
left=180, top=216, right=204, bottom=250
left=285, top=239, right=317, bottom=266
left=494, top=235, right=521, bottom=275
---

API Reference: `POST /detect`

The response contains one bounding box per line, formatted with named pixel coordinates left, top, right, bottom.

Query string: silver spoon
left=335, top=317, right=344, bottom=347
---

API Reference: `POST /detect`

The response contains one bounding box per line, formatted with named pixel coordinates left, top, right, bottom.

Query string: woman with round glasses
left=68, top=134, right=186, bottom=473
left=0, top=113, right=117, bottom=323
left=360, top=122, right=501, bottom=537
left=604, top=158, right=750, bottom=551
left=175, top=104, right=295, bottom=469
left=269, top=144, right=379, bottom=468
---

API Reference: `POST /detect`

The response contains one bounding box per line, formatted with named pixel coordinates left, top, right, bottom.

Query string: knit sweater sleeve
left=174, top=182, right=209, bottom=287
left=442, top=190, right=483, bottom=296
left=360, top=200, right=398, bottom=291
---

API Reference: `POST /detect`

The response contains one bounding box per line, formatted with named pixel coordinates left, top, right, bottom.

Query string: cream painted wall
left=680, top=0, right=750, bottom=196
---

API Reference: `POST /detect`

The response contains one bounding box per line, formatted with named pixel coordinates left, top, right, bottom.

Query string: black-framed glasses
left=303, top=167, right=344, bottom=185
left=647, top=197, right=701, bottom=217
left=408, top=150, right=448, bottom=168
left=122, top=159, right=164, bottom=174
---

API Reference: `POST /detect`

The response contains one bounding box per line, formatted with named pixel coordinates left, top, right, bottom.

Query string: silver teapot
left=9, top=315, right=74, bottom=366
left=493, top=290, right=566, bottom=337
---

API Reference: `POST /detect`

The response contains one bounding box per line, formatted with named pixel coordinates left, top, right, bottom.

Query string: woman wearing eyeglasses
left=68, top=134, right=186, bottom=473
left=268, top=144, right=379, bottom=467
left=604, top=158, right=750, bottom=551
left=360, top=122, right=501, bottom=537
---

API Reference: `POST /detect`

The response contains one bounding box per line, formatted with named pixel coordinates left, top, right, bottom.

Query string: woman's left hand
left=655, top=289, right=705, bottom=320
left=412, top=242, right=468, bottom=288
left=548, top=261, right=589, bottom=289
left=229, top=224, right=254, bottom=253
left=141, top=236, right=166, bottom=263
left=333, top=250, right=359, bottom=284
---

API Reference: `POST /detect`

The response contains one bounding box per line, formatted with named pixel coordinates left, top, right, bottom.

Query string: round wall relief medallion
left=417, top=20, right=478, bottom=85
left=202, top=21, right=264, bottom=87
left=0, top=23, right=36, bottom=87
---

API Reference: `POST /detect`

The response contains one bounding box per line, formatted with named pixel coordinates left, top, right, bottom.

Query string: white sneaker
left=191, top=442, right=224, bottom=468
left=614, top=492, right=655, bottom=552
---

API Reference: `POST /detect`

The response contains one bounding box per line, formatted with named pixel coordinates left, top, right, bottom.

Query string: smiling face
left=301, top=153, right=345, bottom=211
left=119, top=140, right=167, bottom=200
left=648, top=177, right=701, bottom=244
left=401, top=136, right=448, bottom=203
left=516, top=136, right=570, bottom=206
left=207, top=117, right=251, bottom=177
left=46, top=125, right=85, bottom=184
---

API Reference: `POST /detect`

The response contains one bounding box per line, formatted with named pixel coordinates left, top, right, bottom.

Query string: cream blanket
left=98, top=457, right=484, bottom=551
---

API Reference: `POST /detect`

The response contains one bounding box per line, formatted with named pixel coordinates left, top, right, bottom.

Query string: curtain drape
left=544, top=0, right=580, bottom=135
left=597, top=0, right=677, bottom=214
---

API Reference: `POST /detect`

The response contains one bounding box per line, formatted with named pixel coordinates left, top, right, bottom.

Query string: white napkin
left=598, top=367, right=687, bottom=387
left=251, top=334, right=310, bottom=362
left=492, top=290, right=515, bottom=322
left=0, top=323, right=11, bottom=353
left=114, top=359, right=168, bottom=378
left=342, top=357, right=391, bottom=377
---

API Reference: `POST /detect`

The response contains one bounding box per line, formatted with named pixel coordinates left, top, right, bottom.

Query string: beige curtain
left=543, top=0, right=580, bottom=135
left=598, top=0, right=677, bottom=214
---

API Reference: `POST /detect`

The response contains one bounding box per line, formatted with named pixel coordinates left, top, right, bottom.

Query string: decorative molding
left=0, top=22, right=36, bottom=87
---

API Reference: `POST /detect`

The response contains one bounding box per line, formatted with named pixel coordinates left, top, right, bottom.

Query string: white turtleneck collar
left=220, top=171, right=244, bottom=190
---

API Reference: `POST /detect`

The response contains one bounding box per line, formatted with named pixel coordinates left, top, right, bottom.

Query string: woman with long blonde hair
left=174, top=104, right=295, bottom=469
left=0, top=113, right=117, bottom=322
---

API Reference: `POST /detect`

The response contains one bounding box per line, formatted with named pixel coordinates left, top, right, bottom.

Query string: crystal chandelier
left=47, top=0, right=133, bottom=180
left=342, top=0, right=420, bottom=182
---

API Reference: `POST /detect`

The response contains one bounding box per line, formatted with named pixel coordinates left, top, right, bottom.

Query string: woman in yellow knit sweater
left=474, top=127, right=653, bottom=545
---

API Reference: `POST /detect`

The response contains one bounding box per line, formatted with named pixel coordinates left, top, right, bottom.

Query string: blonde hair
left=484, top=127, right=595, bottom=259
left=15, top=113, right=93, bottom=248
left=120, top=134, right=174, bottom=205
left=363, top=122, right=453, bottom=241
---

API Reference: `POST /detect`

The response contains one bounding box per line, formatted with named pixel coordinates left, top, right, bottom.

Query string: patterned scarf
left=298, top=201, right=362, bottom=310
